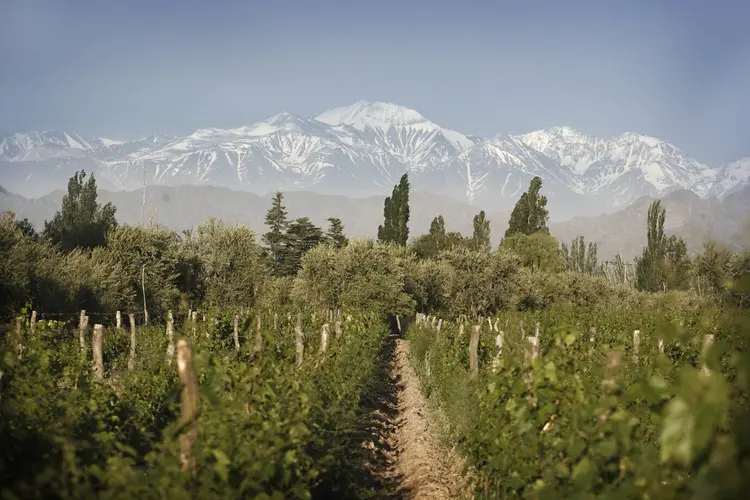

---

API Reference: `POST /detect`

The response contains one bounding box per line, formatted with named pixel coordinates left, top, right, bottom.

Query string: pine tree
left=285, top=217, right=324, bottom=274
left=326, top=217, right=348, bottom=248
left=471, top=211, right=491, bottom=252
left=262, top=192, right=290, bottom=274
left=505, top=176, right=549, bottom=237
left=378, top=173, right=410, bottom=246
left=43, top=170, right=117, bottom=251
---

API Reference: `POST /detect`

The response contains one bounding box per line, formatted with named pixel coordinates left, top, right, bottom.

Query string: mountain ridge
left=1, top=101, right=747, bottom=217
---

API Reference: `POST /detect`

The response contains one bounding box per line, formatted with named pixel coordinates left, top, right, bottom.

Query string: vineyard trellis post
left=166, top=311, right=175, bottom=365
left=92, top=324, right=104, bottom=380
left=30, top=311, right=36, bottom=333
left=320, top=323, right=330, bottom=354
left=233, top=313, right=240, bottom=352
left=116, top=311, right=122, bottom=330
left=295, top=312, right=304, bottom=368
left=128, top=313, right=136, bottom=371
left=469, top=324, right=480, bottom=377
left=176, top=339, right=199, bottom=474
left=253, top=314, right=263, bottom=356
left=79, top=310, right=87, bottom=351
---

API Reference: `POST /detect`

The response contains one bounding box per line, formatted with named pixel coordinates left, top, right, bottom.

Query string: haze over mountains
left=1, top=101, right=748, bottom=220
left=2, top=181, right=748, bottom=261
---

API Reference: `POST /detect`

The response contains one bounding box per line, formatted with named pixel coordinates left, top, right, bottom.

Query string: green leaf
left=212, top=449, right=231, bottom=482
left=572, top=457, right=591, bottom=480
left=660, top=397, right=694, bottom=466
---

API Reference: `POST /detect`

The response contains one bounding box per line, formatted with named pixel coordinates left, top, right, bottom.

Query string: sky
left=0, top=0, right=749, bottom=166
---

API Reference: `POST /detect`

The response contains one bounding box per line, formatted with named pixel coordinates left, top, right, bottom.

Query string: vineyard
left=1, top=310, right=394, bottom=498
left=2, top=173, right=750, bottom=498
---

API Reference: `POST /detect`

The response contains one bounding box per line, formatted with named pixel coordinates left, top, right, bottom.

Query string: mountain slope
left=1, top=101, right=748, bottom=216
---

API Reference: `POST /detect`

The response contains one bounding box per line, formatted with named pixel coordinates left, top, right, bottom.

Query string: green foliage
left=285, top=217, right=324, bottom=274
left=501, top=232, right=563, bottom=273
left=470, top=210, right=492, bottom=253
left=636, top=201, right=691, bottom=292
left=325, top=217, right=348, bottom=249
left=262, top=191, right=290, bottom=275
left=409, top=306, right=750, bottom=498
left=377, top=173, right=410, bottom=246
left=293, top=238, right=415, bottom=317
left=43, top=170, right=117, bottom=251
left=561, top=235, right=599, bottom=275
left=0, top=311, right=388, bottom=498
left=410, top=215, right=466, bottom=259
left=505, top=176, right=549, bottom=237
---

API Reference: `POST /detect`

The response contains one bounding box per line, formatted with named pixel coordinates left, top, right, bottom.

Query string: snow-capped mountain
left=515, top=127, right=715, bottom=209
left=1, top=102, right=748, bottom=215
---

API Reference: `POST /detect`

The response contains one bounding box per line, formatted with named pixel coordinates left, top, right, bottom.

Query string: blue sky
left=1, top=0, right=748, bottom=165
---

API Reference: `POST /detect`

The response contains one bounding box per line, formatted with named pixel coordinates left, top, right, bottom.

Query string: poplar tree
left=43, top=170, right=117, bottom=251
left=471, top=210, right=491, bottom=252
left=377, top=173, right=410, bottom=246
left=505, top=176, right=549, bottom=237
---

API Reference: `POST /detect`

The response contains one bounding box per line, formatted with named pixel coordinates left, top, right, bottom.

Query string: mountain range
left=1, top=101, right=748, bottom=219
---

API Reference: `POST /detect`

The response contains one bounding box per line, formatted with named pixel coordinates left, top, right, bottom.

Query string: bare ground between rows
left=353, top=333, right=469, bottom=499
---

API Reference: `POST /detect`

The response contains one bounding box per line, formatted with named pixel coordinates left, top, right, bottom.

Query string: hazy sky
left=1, top=0, right=748, bottom=165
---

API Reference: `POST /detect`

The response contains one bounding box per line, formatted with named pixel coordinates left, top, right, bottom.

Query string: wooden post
left=633, top=330, right=641, bottom=361
left=92, top=324, right=104, bottom=380
left=15, top=317, right=23, bottom=360
left=520, top=320, right=526, bottom=339
left=320, top=323, right=330, bottom=354
left=273, top=312, right=278, bottom=331
left=30, top=311, right=37, bottom=333
left=335, top=310, right=343, bottom=340
left=658, top=338, right=664, bottom=354
left=166, top=311, right=175, bottom=365
left=295, top=313, right=304, bottom=368
left=526, top=336, right=539, bottom=363
left=176, top=339, right=199, bottom=474
left=459, top=323, right=465, bottom=337
left=128, top=313, right=136, bottom=371
left=191, top=311, right=197, bottom=338
left=253, top=314, right=263, bottom=355
left=487, top=317, right=492, bottom=332
left=702, top=334, right=715, bottom=375
left=396, top=315, right=402, bottom=333
left=437, top=318, right=443, bottom=333
left=79, top=310, right=87, bottom=351
left=116, top=311, right=122, bottom=330
left=469, top=325, right=480, bottom=377
left=491, top=331, right=504, bottom=373
left=589, top=326, right=596, bottom=343
left=233, top=313, right=240, bottom=352
left=603, top=349, right=622, bottom=392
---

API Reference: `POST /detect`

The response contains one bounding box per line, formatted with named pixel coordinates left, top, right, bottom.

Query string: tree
left=43, top=170, right=117, bottom=251
left=285, top=217, right=324, bottom=274
left=377, top=173, right=410, bottom=246
left=470, top=211, right=491, bottom=252
left=561, top=235, right=599, bottom=274
left=635, top=200, right=690, bottom=291
left=325, top=217, right=348, bottom=249
left=505, top=176, right=549, bottom=237
left=262, top=192, right=291, bottom=274
left=410, top=215, right=466, bottom=259
left=500, top=232, right=563, bottom=273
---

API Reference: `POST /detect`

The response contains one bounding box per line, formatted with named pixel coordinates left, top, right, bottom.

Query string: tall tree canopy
left=505, top=176, right=549, bottom=237
left=43, top=170, right=117, bottom=251
left=635, top=200, right=691, bottom=292
left=410, top=215, right=465, bottom=259
left=470, top=210, right=491, bottom=252
left=262, top=192, right=290, bottom=274
left=285, top=217, right=324, bottom=275
left=561, top=235, right=599, bottom=275
left=377, top=173, right=410, bottom=246
left=325, top=217, right=348, bottom=249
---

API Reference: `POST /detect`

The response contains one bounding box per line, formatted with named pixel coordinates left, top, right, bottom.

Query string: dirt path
left=379, top=337, right=468, bottom=499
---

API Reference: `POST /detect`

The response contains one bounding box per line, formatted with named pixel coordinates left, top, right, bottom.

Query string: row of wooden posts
left=414, top=313, right=716, bottom=377
left=13, top=307, right=350, bottom=472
